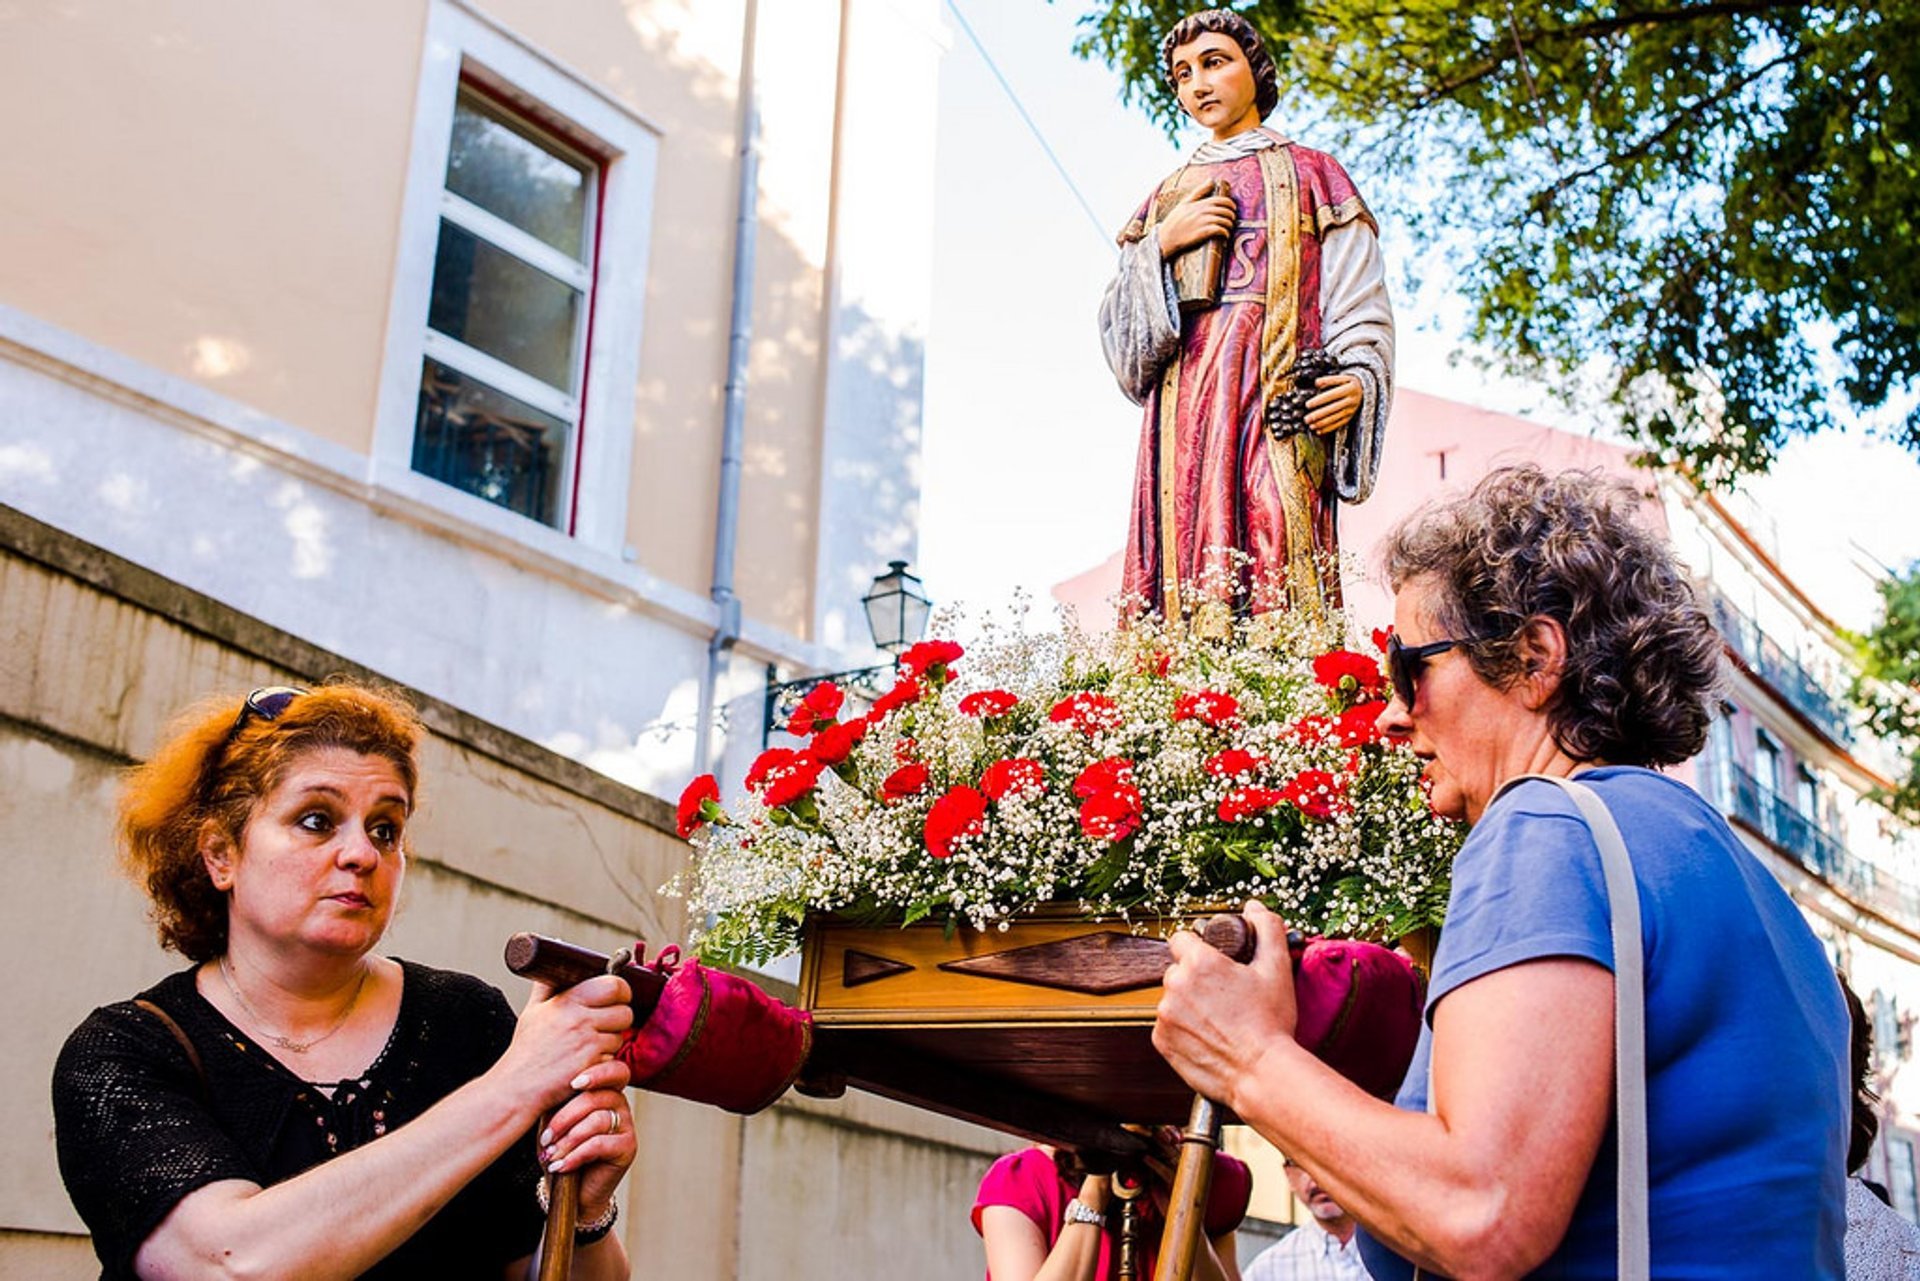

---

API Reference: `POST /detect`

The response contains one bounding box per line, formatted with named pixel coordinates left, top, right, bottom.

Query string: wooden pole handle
left=508, top=933, right=642, bottom=1279
left=1197, top=913, right=1254, bottom=963
left=504, top=932, right=666, bottom=1020
left=1148, top=914, right=1252, bottom=1280
left=1152, top=1096, right=1222, bottom=1281
left=536, top=1168, right=581, bottom=1281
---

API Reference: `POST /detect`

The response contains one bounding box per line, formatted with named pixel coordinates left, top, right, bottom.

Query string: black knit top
left=52, top=960, right=546, bottom=1279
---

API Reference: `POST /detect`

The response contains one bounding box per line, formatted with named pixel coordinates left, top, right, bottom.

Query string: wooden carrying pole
left=505, top=934, right=666, bottom=1281
left=1152, top=915, right=1253, bottom=1281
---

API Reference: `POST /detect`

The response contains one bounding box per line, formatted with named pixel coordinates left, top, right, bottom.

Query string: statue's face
left=1168, top=31, right=1261, bottom=140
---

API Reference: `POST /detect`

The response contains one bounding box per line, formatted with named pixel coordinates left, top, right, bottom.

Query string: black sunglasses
left=201, top=686, right=307, bottom=803
left=1386, top=635, right=1465, bottom=709
left=215, top=685, right=307, bottom=760
left=231, top=685, right=307, bottom=733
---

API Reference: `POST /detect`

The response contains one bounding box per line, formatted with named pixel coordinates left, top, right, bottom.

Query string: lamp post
left=763, top=561, right=933, bottom=744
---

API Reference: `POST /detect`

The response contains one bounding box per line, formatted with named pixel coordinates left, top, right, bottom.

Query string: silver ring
left=605, top=1108, right=620, bottom=1135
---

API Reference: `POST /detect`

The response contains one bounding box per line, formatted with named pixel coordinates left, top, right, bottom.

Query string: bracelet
left=1062, top=1198, right=1107, bottom=1229
left=535, top=1175, right=620, bottom=1244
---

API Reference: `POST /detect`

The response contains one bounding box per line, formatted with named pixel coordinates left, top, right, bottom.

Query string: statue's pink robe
left=1106, top=142, right=1388, bottom=622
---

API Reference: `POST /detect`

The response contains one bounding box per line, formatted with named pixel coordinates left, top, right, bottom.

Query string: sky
left=915, top=0, right=1920, bottom=636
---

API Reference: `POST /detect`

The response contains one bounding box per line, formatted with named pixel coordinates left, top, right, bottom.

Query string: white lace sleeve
left=1099, top=235, right=1181, bottom=406
left=1320, top=219, right=1395, bottom=504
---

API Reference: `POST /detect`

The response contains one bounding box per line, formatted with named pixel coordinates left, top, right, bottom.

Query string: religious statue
left=1100, top=9, right=1394, bottom=624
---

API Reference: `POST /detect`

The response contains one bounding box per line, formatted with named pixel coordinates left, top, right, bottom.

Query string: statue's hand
left=1156, top=187, right=1236, bottom=258
left=1305, top=373, right=1364, bottom=435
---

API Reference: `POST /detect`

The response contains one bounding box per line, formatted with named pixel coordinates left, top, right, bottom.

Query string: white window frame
left=373, top=0, right=657, bottom=554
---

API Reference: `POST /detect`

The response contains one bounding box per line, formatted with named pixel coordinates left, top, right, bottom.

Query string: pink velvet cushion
left=616, top=947, right=813, bottom=1115
left=1291, top=936, right=1426, bottom=1098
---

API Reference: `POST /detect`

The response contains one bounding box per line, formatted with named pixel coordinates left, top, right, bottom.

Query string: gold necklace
left=218, top=956, right=369, bottom=1054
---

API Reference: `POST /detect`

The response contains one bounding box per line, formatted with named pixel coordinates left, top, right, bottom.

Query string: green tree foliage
left=1854, top=563, right=1920, bottom=822
left=1074, top=2, right=1920, bottom=481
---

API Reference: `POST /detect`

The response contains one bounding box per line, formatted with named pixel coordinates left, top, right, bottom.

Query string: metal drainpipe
left=693, top=0, right=761, bottom=780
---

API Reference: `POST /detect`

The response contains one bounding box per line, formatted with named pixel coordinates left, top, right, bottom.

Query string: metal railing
left=1709, top=759, right=1920, bottom=926
left=1708, top=593, right=1855, bottom=748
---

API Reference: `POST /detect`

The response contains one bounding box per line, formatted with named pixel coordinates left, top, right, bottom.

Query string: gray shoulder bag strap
left=1415, top=773, right=1650, bottom=1281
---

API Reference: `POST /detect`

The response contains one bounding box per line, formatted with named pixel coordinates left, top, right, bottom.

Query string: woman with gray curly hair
left=1155, top=466, right=1851, bottom=1278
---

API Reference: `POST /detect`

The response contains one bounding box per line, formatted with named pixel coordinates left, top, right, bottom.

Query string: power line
left=945, top=0, right=1114, bottom=251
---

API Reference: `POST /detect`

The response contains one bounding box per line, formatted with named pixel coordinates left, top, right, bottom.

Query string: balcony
left=1708, top=593, right=1855, bottom=749
left=1711, top=759, right=1920, bottom=926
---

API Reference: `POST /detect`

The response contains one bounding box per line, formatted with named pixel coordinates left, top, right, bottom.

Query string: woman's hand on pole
left=494, top=978, right=633, bottom=1118
left=539, top=1074, right=637, bottom=1215
left=1153, top=900, right=1298, bottom=1112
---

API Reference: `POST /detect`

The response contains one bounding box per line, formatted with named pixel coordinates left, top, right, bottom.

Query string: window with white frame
left=376, top=1, right=656, bottom=552
left=413, top=87, right=598, bottom=529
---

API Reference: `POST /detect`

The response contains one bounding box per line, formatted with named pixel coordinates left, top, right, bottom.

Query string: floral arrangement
left=674, top=603, right=1460, bottom=967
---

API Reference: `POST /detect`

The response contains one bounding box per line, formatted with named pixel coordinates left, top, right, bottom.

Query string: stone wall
left=0, top=506, right=1009, bottom=1278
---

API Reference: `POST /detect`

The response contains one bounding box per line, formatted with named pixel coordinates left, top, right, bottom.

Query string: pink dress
left=971, top=1146, right=1253, bottom=1280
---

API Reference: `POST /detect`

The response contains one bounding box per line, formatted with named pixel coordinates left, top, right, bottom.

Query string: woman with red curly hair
left=53, top=682, right=637, bottom=1279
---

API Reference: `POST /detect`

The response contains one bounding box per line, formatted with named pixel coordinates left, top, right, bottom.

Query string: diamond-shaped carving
left=938, top=932, right=1172, bottom=995
left=842, top=949, right=915, bottom=988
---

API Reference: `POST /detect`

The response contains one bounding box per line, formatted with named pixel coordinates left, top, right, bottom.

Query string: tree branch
left=1523, top=48, right=1797, bottom=218
left=1413, top=0, right=1816, bottom=107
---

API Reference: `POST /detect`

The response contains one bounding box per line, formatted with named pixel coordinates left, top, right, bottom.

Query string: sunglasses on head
left=1386, top=635, right=1466, bottom=709
left=233, top=685, right=307, bottom=731
left=201, top=686, right=307, bottom=803
left=216, top=685, right=308, bottom=757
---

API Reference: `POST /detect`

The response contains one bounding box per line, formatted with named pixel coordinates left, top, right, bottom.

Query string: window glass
left=1890, top=1135, right=1919, bottom=1225
left=412, top=358, right=569, bottom=526
left=446, top=93, right=590, bottom=258
left=428, top=219, right=581, bottom=391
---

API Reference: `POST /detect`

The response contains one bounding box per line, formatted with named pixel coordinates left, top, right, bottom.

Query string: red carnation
left=1282, top=768, right=1348, bottom=821
left=958, top=689, right=1019, bottom=718
left=810, top=715, right=869, bottom=766
left=787, top=682, right=846, bottom=737
left=870, top=676, right=922, bottom=718
left=1172, top=689, right=1238, bottom=727
left=1073, top=756, right=1137, bottom=799
left=1371, top=626, right=1394, bottom=654
left=1334, top=701, right=1386, bottom=747
left=759, top=754, right=826, bottom=809
left=1205, top=749, right=1264, bottom=778
left=881, top=762, right=929, bottom=801
left=980, top=757, right=1047, bottom=801
left=1049, top=691, right=1122, bottom=736
left=925, top=786, right=987, bottom=859
left=1218, top=786, right=1287, bottom=823
left=1078, top=784, right=1143, bottom=842
left=900, top=639, right=964, bottom=680
left=745, top=747, right=801, bottom=792
left=1287, top=714, right=1333, bottom=744
left=676, top=774, right=720, bottom=838
left=1312, top=649, right=1386, bottom=698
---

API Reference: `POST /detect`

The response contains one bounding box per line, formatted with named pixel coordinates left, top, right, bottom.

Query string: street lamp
left=861, top=560, right=932, bottom=655
left=763, top=561, right=933, bottom=744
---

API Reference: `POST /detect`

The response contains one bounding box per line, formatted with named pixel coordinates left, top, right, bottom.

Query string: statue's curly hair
left=118, top=680, right=424, bottom=961
left=1161, top=10, right=1280, bottom=123
left=1382, top=466, right=1723, bottom=768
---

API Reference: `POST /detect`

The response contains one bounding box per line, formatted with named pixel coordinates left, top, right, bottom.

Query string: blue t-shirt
left=1358, top=767, right=1849, bottom=1279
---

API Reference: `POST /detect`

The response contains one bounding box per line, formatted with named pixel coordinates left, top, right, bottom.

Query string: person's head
left=1376, top=466, right=1722, bottom=822
left=1843, top=975, right=1879, bottom=1174
left=119, top=681, right=424, bottom=961
left=1283, top=1157, right=1354, bottom=1239
left=1162, top=10, right=1278, bottom=139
